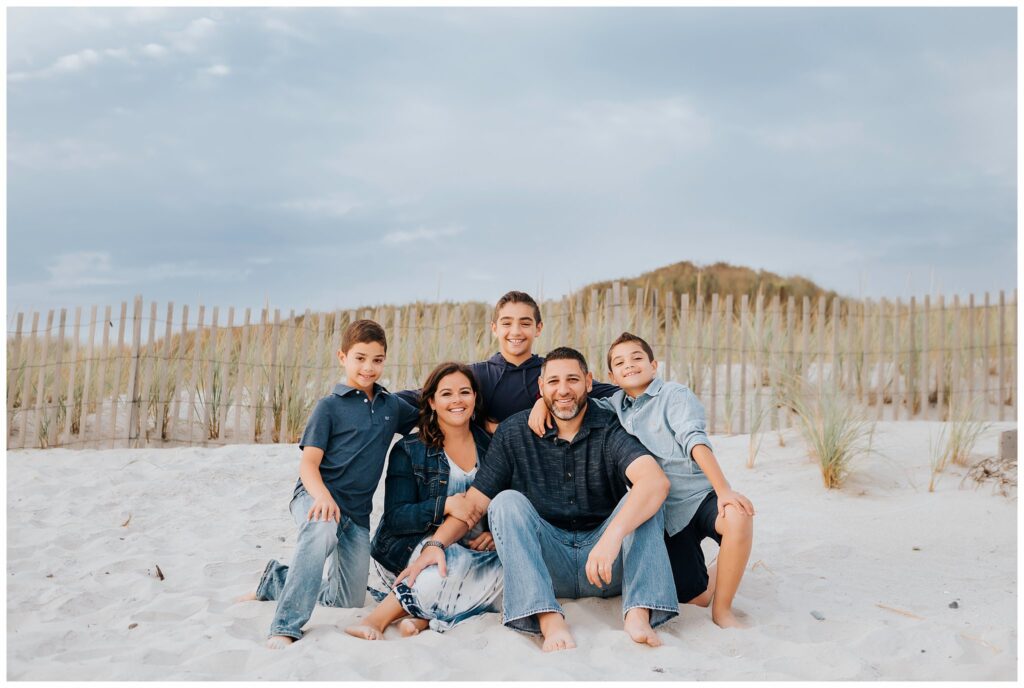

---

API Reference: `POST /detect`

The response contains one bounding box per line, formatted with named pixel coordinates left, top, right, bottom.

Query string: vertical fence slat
left=32, top=310, right=55, bottom=449
left=220, top=307, right=237, bottom=444
left=7, top=312, right=25, bottom=446
left=79, top=306, right=98, bottom=446
left=951, top=295, right=962, bottom=415
left=155, top=302, right=174, bottom=443
left=47, top=309, right=67, bottom=448
left=709, top=293, right=719, bottom=434
left=724, top=293, right=733, bottom=433
left=801, top=296, right=810, bottom=399
left=18, top=312, right=40, bottom=448
left=967, top=293, right=976, bottom=412
left=875, top=299, right=885, bottom=421
left=187, top=306, right=206, bottom=445
left=108, top=301, right=128, bottom=448
left=663, top=291, right=674, bottom=384
left=785, top=295, right=795, bottom=429
left=983, top=292, right=991, bottom=419
left=998, top=290, right=1006, bottom=421
left=937, top=295, right=947, bottom=420
left=922, top=296, right=931, bottom=420
left=738, top=294, right=748, bottom=434
left=234, top=308, right=252, bottom=441
left=908, top=297, right=917, bottom=418
left=135, top=301, right=157, bottom=444
left=60, top=306, right=82, bottom=446
left=168, top=305, right=189, bottom=442
left=126, top=296, right=145, bottom=446
left=770, top=294, right=780, bottom=431
left=893, top=298, right=902, bottom=421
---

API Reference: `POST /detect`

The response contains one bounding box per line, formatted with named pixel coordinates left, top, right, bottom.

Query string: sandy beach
left=6, top=421, right=1016, bottom=680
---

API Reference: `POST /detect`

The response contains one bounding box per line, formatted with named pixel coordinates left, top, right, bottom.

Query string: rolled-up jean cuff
left=268, top=627, right=303, bottom=640
left=623, top=603, right=679, bottom=629
left=255, top=559, right=278, bottom=601
left=502, top=606, right=564, bottom=636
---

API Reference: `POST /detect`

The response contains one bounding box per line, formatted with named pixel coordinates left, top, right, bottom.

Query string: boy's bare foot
left=711, top=608, right=748, bottom=629
left=538, top=611, right=576, bottom=652
left=235, top=591, right=258, bottom=603
left=623, top=608, right=662, bottom=647
left=398, top=618, right=429, bottom=637
left=266, top=635, right=295, bottom=649
left=344, top=624, right=384, bottom=640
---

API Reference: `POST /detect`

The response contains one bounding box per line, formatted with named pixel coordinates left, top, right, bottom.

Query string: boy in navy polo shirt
left=243, top=319, right=417, bottom=648
left=398, top=290, right=616, bottom=432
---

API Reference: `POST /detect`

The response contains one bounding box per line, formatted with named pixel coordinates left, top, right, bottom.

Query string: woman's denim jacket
left=370, top=424, right=491, bottom=575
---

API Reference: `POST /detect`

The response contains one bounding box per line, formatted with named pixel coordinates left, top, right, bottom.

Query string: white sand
left=6, top=421, right=1017, bottom=680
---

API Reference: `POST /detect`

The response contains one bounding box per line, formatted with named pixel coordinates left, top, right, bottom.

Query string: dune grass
left=783, top=374, right=875, bottom=489
left=929, top=398, right=990, bottom=492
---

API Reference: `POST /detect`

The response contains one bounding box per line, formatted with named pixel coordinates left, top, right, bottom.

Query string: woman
left=346, top=362, right=502, bottom=639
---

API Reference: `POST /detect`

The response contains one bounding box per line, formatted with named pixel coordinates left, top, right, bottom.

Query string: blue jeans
left=487, top=490, right=678, bottom=635
left=257, top=490, right=371, bottom=639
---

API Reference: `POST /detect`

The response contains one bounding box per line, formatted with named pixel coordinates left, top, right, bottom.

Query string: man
left=397, top=347, right=678, bottom=652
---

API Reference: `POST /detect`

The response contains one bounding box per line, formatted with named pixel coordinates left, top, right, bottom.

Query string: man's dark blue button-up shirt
left=471, top=403, right=651, bottom=532
left=295, top=382, right=418, bottom=529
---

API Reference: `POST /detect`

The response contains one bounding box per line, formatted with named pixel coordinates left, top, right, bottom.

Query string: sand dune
left=6, top=421, right=1016, bottom=680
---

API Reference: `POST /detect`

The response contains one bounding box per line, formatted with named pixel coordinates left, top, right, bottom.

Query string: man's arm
left=586, top=456, right=669, bottom=588
left=394, top=487, right=492, bottom=586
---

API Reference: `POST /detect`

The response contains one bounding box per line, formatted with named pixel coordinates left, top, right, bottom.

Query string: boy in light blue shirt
left=531, top=332, right=755, bottom=628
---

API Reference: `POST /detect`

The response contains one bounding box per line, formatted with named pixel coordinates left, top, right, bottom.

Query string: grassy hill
left=581, top=260, right=838, bottom=304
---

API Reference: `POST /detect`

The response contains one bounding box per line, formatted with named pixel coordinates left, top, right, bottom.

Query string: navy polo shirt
left=295, top=383, right=418, bottom=529
left=471, top=403, right=651, bottom=532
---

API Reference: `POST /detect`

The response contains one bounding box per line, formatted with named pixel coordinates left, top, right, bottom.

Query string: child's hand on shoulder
left=307, top=493, right=341, bottom=523
left=527, top=398, right=552, bottom=437
left=717, top=489, right=755, bottom=517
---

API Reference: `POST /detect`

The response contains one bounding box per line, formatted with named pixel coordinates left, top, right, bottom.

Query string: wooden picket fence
left=5, top=284, right=1017, bottom=450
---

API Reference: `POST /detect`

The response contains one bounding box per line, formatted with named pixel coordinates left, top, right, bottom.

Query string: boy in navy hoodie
left=400, top=291, right=616, bottom=432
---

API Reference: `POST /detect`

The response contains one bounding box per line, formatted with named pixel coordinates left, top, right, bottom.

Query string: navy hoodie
left=398, top=352, right=618, bottom=426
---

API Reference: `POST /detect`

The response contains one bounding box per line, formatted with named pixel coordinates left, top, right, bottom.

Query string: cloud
left=169, top=17, right=217, bottom=54
left=141, top=43, right=168, bottom=58
left=565, top=97, right=712, bottom=150
left=9, top=47, right=101, bottom=81
left=262, top=16, right=315, bottom=43
left=45, top=251, right=122, bottom=289
left=202, top=63, right=231, bottom=77
left=278, top=195, right=360, bottom=218
left=382, top=226, right=464, bottom=245
left=9, top=137, right=124, bottom=171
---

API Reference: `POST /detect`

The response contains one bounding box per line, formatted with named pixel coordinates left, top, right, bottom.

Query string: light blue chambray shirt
left=591, top=377, right=714, bottom=536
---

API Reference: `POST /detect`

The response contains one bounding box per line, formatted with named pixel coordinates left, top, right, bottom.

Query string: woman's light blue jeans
left=486, top=490, right=678, bottom=635
left=256, top=490, right=371, bottom=639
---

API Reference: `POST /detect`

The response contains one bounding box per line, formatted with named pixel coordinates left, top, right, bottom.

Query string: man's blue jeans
left=486, top=490, right=678, bottom=635
left=256, top=489, right=370, bottom=639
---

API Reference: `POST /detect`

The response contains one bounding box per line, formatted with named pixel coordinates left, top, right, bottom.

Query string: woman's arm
left=380, top=441, right=446, bottom=535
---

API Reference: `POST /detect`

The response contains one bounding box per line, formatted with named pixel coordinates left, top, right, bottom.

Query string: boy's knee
left=300, top=518, right=340, bottom=548
left=721, top=506, right=753, bottom=540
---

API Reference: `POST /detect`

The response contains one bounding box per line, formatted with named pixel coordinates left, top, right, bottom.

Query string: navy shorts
left=664, top=491, right=721, bottom=603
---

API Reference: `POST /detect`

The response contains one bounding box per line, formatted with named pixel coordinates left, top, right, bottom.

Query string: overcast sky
left=6, top=7, right=1017, bottom=316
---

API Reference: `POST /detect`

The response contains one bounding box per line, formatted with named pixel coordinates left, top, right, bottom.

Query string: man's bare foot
left=266, top=635, right=294, bottom=649
left=398, top=618, right=429, bottom=637
left=538, top=611, right=576, bottom=652
left=623, top=608, right=662, bottom=647
left=235, top=591, right=258, bottom=603
left=711, top=608, right=748, bottom=629
left=344, top=624, right=384, bottom=640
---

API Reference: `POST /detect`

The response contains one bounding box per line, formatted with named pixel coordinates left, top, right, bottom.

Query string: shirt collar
left=332, top=382, right=387, bottom=398
left=621, top=376, right=663, bottom=410
left=541, top=401, right=604, bottom=440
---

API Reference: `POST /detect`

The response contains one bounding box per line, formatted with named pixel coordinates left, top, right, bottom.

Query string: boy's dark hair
left=492, top=290, right=542, bottom=324
left=340, top=319, right=387, bottom=353
left=417, top=361, right=484, bottom=449
left=607, top=331, right=654, bottom=371
left=542, top=346, right=589, bottom=375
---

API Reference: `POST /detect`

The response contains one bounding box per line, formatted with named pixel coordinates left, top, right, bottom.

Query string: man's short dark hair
left=542, top=346, right=588, bottom=375
left=341, top=319, right=387, bottom=353
left=492, top=290, right=542, bottom=324
left=607, top=331, right=654, bottom=371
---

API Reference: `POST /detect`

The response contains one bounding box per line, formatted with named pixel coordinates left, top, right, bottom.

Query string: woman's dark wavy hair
left=418, top=361, right=484, bottom=449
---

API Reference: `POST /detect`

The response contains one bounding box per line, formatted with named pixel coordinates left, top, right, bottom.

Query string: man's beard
left=546, top=396, right=583, bottom=421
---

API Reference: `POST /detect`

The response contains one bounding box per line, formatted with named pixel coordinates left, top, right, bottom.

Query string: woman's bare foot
left=235, top=591, right=258, bottom=603
left=711, top=607, right=748, bottom=629
left=623, top=608, right=662, bottom=647
left=398, top=618, right=429, bottom=637
left=538, top=611, right=576, bottom=652
left=344, top=624, right=384, bottom=640
left=266, top=635, right=294, bottom=649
